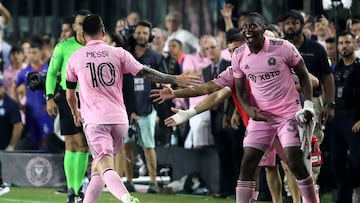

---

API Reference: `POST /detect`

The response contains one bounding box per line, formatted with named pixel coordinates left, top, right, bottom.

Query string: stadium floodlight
left=322, top=0, right=352, bottom=10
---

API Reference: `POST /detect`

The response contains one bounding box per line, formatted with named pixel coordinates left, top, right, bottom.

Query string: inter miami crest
left=268, top=57, right=276, bottom=66
left=26, top=156, right=53, bottom=186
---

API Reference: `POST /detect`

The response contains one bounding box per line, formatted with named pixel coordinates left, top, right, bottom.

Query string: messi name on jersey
left=86, top=51, right=109, bottom=58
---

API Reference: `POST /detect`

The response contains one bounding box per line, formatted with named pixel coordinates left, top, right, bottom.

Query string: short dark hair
left=73, top=9, right=91, bottom=25
left=246, top=12, right=266, bottom=26
left=325, top=37, right=336, bottom=43
left=226, top=28, right=245, bottom=43
left=30, top=36, right=44, bottom=49
left=337, top=31, right=355, bottom=40
left=74, top=9, right=91, bottom=18
left=62, top=16, right=74, bottom=25
left=10, top=46, right=23, bottom=55
left=282, top=10, right=304, bottom=25
left=135, top=20, right=153, bottom=32
left=83, top=14, right=104, bottom=36
left=169, top=38, right=182, bottom=47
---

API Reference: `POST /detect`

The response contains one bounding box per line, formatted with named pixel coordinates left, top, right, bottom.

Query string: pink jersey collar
left=86, top=40, right=106, bottom=46
left=245, top=36, right=270, bottom=55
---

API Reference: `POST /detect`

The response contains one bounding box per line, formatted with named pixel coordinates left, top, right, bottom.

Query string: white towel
left=296, top=109, right=316, bottom=173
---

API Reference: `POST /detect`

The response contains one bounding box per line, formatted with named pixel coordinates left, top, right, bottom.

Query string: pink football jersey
left=232, top=37, right=302, bottom=120
left=67, top=40, right=143, bottom=125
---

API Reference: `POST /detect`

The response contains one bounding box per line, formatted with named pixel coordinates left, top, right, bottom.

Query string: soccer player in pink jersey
left=66, top=14, right=200, bottom=203
left=232, top=12, right=318, bottom=203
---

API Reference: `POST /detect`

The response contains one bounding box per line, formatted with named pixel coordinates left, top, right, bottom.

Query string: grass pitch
left=0, top=187, right=332, bottom=203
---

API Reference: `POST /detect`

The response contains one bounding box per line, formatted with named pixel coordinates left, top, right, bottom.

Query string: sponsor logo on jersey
left=234, top=45, right=246, bottom=54
left=268, top=57, right=276, bottom=66
left=248, top=71, right=281, bottom=83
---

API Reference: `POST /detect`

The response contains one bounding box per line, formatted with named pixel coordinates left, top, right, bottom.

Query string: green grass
left=0, top=187, right=235, bottom=203
left=0, top=187, right=332, bottom=203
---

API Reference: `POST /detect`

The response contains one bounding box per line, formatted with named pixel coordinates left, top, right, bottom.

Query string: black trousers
left=213, top=126, right=244, bottom=195
left=328, top=115, right=360, bottom=203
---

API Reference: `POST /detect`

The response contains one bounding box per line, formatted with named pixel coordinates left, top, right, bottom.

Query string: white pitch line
left=0, top=198, right=47, bottom=203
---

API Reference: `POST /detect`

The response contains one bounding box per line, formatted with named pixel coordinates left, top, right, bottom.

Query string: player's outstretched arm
left=164, top=87, right=231, bottom=126
left=150, top=80, right=221, bottom=104
left=138, top=66, right=201, bottom=87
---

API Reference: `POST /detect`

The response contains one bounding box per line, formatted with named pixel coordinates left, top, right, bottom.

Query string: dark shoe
left=147, top=183, right=160, bottom=193
left=67, top=188, right=76, bottom=203
left=257, top=192, right=272, bottom=201
left=75, top=191, right=84, bottom=203
left=283, top=195, right=293, bottom=203
left=54, top=186, right=67, bottom=195
left=124, top=181, right=136, bottom=192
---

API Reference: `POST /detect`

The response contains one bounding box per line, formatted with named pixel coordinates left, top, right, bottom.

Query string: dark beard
left=284, top=31, right=302, bottom=40
left=136, top=43, right=147, bottom=47
left=340, top=50, right=353, bottom=58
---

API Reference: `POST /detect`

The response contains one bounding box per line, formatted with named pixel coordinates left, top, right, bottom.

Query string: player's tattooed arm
left=138, top=66, right=201, bottom=87
left=138, top=66, right=176, bottom=84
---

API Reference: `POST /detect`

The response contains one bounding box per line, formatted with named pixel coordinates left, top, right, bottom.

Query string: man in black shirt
left=0, top=79, right=23, bottom=195
left=123, top=21, right=167, bottom=194
left=330, top=31, right=360, bottom=203
left=282, top=9, right=336, bottom=201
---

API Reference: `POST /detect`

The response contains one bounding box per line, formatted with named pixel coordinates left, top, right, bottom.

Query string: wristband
left=303, top=100, right=315, bottom=117
left=171, top=108, right=198, bottom=124
left=303, top=100, right=314, bottom=110
left=46, top=94, right=54, bottom=101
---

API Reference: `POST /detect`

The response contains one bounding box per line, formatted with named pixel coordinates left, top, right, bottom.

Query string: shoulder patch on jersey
left=234, top=45, right=246, bottom=54
left=269, top=39, right=284, bottom=46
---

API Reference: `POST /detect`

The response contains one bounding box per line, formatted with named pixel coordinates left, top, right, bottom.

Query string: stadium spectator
left=0, top=78, right=23, bottom=195
left=0, top=2, right=11, bottom=73
left=168, top=39, right=185, bottom=72
left=15, top=37, right=53, bottom=151
left=180, top=35, right=211, bottom=149
left=151, top=27, right=167, bottom=56
left=124, top=20, right=167, bottom=194
left=330, top=31, right=360, bottom=203
left=163, top=11, right=199, bottom=54
left=325, top=37, right=337, bottom=69
left=127, top=12, right=140, bottom=26
left=282, top=9, right=335, bottom=201
left=2, top=46, right=26, bottom=100
left=114, top=18, right=127, bottom=34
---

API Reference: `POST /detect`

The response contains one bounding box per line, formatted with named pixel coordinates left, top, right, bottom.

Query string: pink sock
left=296, top=176, right=318, bottom=203
left=236, top=180, right=256, bottom=203
left=102, top=169, right=129, bottom=200
left=253, top=191, right=259, bottom=200
left=83, top=173, right=105, bottom=203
